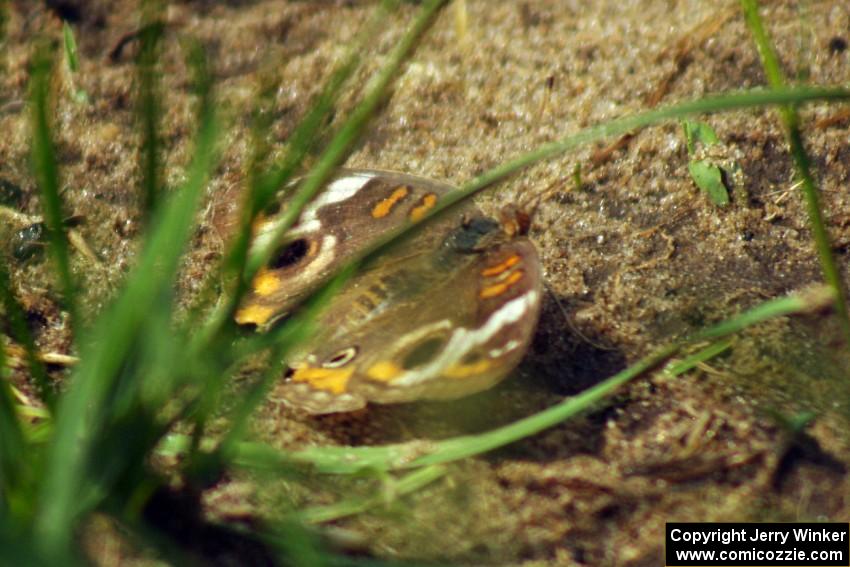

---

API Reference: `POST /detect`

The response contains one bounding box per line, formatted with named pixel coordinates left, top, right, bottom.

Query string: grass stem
left=740, top=0, right=850, bottom=348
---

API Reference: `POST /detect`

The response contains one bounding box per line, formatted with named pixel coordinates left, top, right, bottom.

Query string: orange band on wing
left=291, top=366, right=354, bottom=394
left=372, top=185, right=410, bottom=218
left=253, top=268, right=282, bottom=297
left=479, top=269, right=524, bottom=298
left=367, top=361, right=404, bottom=382
left=409, top=193, right=438, bottom=222
left=235, top=304, right=276, bottom=326
left=481, top=254, right=521, bottom=277
left=444, top=358, right=491, bottom=378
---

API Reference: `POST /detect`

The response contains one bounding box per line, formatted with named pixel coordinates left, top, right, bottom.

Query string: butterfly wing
left=278, top=211, right=542, bottom=414
left=235, top=170, right=475, bottom=328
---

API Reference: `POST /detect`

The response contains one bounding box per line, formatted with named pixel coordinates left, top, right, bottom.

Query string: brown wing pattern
left=267, top=173, right=542, bottom=413
left=235, top=170, right=475, bottom=328
left=227, top=169, right=542, bottom=413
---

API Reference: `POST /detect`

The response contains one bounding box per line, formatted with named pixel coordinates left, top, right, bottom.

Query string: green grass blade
left=276, top=287, right=831, bottom=474
left=195, top=0, right=402, bottom=350
left=192, top=86, right=849, bottom=476
left=206, top=0, right=450, bottom=459
left=204, top=85, right=848, bottom=477
left=0, top=340, right=31, bottom=518
left=218, top=269, right=353, bottom=450
left=447, top=87, right=850, bottom=213
left=29, top=44, right=78, bottom=335
left=158, top=290, right=831, bottom=474
left=295, top=465, right=447, bottom=524
left=740, top=0, right=850, bottom=348
left=61, top=22, right=79, bottom=73
left=664, top=339, right=733, bottom=377
left=33, top=70, right=219, bottom=557
left=245, top=0, right=450, bottom=277
left=0, top=523, right=74, bottom=567
left=693, top=286, right=833, bottom=340
left=61, top=21, right=88, bottom=104
left=265, top=86, right=850, bottom=317
left=251, top=0, right=401, bottom=207
left=189, top=4, right=449, bottom=450
left=0, top=259, right=53, bottom=407
left=79, top=42, right=218, bottom=501
left=289, top=346, right=677, bottom=473
left=137, top=1, right=164, bottom=220
left=0, top=0, right=8, bottom=69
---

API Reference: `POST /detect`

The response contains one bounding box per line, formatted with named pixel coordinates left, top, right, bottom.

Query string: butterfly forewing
left=235, top=170, right=475, bottom=328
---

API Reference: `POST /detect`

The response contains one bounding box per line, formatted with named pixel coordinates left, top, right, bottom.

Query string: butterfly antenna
left=543, top=281, right=614, bottom=352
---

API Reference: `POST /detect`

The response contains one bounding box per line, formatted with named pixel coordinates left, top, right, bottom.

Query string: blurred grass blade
left=67, top=44, right=218, bottom=521
left=137, top=1, right=164, bottom=220
left=209, top=0, right=450, bottom=457
left=61, top=21, right=89, bottom=105
left=0, top=0, right=7, bottom=42
left=0, top=521, right=71, bottom=567
left=33, top=60, right=219, bottom=557
left=212, top=86, right=849, bottom=476
left=265, top=520, right=328, bottom=567
left=61, top=22, right=79, bottom=73
left=695, top=286, right=833, bottom=340
left=0, top=0, right=8, bottom=78
left=277, top=287, right=832, bottom=474
left=0, top=260, right=53, bottom=407
left=244, top=0, right=450, bottom=277
left=740, top=0, right=850, bottom=347
left=197, top=0, right=402, bottom=349
left=0, top=340, right=30, bottom=518
left=192, top=2, right=449, bottom=446
left=113, top=39, right=215, bottom=491
left=218, top=265, right=355, bottom=454
left=251, top=0, right=402, bottom=208
left=30, top=43, right=78, bottom=336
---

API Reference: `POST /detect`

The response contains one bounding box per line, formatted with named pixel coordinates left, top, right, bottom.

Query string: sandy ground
left=2, top=0, right=850, bottom=565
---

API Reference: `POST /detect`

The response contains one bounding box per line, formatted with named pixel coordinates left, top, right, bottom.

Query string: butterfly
left=232, top=169, right=542, bottom=414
